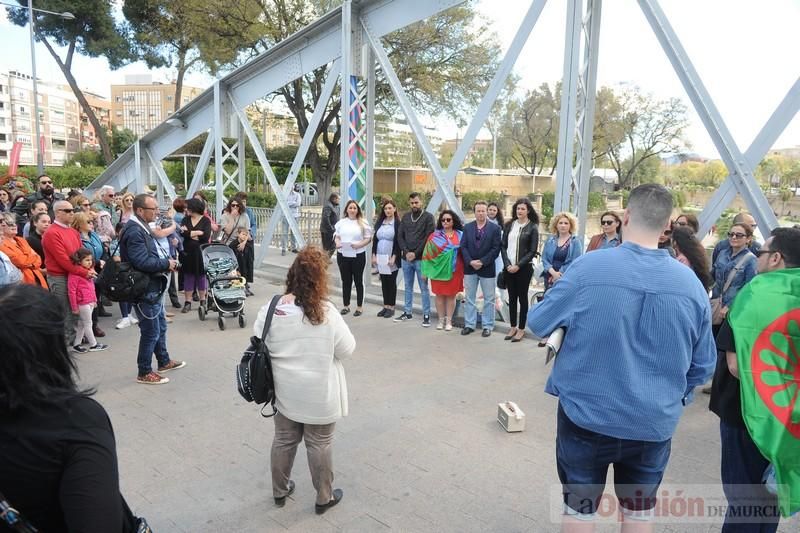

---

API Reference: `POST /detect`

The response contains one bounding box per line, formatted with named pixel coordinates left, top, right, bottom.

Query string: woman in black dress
left=179, top=198, right=212, bottom=312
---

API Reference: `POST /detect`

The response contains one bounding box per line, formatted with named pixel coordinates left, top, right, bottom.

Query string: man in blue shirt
left=528, top=183, right=716, bottom=530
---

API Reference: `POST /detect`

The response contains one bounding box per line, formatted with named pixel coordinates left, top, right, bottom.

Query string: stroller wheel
left=198, top=306, right=206, bottom=321
left=238, top=313, right=246, bottom=328
left=218, top=316, right=226, bottom=330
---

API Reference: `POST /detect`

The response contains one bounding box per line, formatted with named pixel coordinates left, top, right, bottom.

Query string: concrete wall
left=374, top=168, right=556, bottom=196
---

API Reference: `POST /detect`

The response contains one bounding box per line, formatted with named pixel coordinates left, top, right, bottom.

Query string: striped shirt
left=527, top=241, right=716, bottom=442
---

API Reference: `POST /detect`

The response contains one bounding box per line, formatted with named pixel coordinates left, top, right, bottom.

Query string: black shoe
left=171, top=300, right=182, bottom=309
left=274, top=480, right=295, bottom=507
left=192, top=292, right=199, bottom=302
left=383, top=309, right=395, bottom=319
left=181, top=302, right=192, bottom=314
left=460, top=327, right=474, bottom=336
left=377, top=308, right=387, bottom=317
left=245, top=287, right=254, bottom=297
left=393, top=312, right=413, bottom=322
left=315, top=489, right=343, bottom=515
left=482, top=328, right=491, bottom=337
left=702, top=385, right=712, bottom=394
left=353, top=310, right=362, bottom=317
left=340, top=308, right=350, bottom=315
left=291, top=248, right=299, bottom=253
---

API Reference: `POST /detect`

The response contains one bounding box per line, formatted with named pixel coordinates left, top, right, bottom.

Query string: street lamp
left=0, top=1, right=75, bottom=175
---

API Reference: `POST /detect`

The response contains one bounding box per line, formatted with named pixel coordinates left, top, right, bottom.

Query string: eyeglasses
left=755, top=249, right=775, bottom=257
left=674, top=220, right=688, bottom=227
left=141, top=207, right=157, bottom=211
left=728, top=231, right=747, bottom=239
left=57, top=208, right=74, bottom=213
left=600, top=219, right=616, bottom=225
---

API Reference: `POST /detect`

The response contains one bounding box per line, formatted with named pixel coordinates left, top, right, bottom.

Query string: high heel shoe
left=504, top=328, right=517, bottom=341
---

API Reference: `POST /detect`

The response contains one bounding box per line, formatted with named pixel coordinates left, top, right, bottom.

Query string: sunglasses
left=755, top=249, right=775, bottom=257
left=230, top=203, right=240, bottom=207
left=600, top=219, right=616, bottom=225
left=441, top=218, right=453, bottom=222
left=57, top=208, right=74, bottom=213
left=728, top=232, right=747, bottom=239
left=81, top=203, right=90, bottom=207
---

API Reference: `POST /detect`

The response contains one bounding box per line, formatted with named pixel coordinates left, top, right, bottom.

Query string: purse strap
left=259, top=294, right=281, bottom=343
left=0, top=491, right=38, bottom=532
left=720, top=251, right=753, bottom=296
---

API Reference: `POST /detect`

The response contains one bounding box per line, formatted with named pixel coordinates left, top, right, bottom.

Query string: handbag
left=710, top=251, right=753, bottom=325
left=496, top=270, right=506, bottom=290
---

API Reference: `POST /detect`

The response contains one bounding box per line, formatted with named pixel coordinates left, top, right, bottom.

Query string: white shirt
left=253, top=300, right=356, bottom=424
left=334, top=217, right=372, bottom=254
left=507, top=220, right=529, bottom=265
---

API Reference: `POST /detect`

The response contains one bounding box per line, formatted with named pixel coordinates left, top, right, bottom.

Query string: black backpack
left=236, top=295, right=280, bottom=417
left=96, top=257, right=152, bottom=303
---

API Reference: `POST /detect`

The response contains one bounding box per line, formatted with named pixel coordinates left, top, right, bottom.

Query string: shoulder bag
left=236, top=295, right=281, bottom=417
left=710, top=252, right=753, bottom=325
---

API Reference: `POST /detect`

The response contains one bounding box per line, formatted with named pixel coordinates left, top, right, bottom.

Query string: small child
left=230, top=227, right=254, bottom=295
left=68, top=248, right=108, bottom=353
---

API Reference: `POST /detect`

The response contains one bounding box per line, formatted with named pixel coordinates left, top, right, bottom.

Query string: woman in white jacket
left=253, top=246, right=356, bottom=515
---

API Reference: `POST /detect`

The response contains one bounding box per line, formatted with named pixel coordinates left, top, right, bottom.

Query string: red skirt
left=431, top=255, right=464, bottom=296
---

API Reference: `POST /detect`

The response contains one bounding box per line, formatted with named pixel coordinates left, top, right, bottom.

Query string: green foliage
left=587, top=192, right=605, bottom=212
left=199, top=189, right=276, bottom=208
left=671, top=189, right=687, bottom=208
left=535, top=191, right=556, bottom=223
left=110, top=126, right=138, bottom=158
left=498, top=83, right=559, bottom=175
left=461, top=191, right=504, bottom=212
left=66, top=149, right=105, bottom=168
left=0, top=165, right=105, bottom=190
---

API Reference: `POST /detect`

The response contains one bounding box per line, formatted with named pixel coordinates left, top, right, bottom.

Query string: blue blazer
left=120, top=218, right=170, bottom=302
left=460, top=220, right=502, bottom=277
left=541, top=234, right=583, bottom=277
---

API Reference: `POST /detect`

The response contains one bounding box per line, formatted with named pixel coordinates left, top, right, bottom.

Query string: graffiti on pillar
left=347, top=75, right=368, bottom=207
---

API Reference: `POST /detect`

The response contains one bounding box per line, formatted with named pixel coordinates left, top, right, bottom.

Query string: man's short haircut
left=234, top=191, right=248, bottom=201
left=626, top=184, right=674, bottom=232
left=733, top=212, right=755, bottom=225
left=37, top=174, right=50, bottom=182
left=473, top=200, right=488, bottom=211
left=29, top=199, right=48, bottom=214
left=53, top=200, right=72, bottom=211
left=132, top=193, right=153, bottom=211
left=409, top=192, right=421, bottom=200
left=770, top=227, right=800, bottom=268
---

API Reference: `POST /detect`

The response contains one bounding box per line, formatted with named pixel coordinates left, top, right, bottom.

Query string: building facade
left=110, top=75, right=202, bottom=138
left=81, top=91, right=112, bottom=152
left=0, top=70, right=83, bottom=167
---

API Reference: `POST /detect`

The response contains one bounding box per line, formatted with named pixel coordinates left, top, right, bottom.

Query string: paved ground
left=75, top=249, right=799, bottom=532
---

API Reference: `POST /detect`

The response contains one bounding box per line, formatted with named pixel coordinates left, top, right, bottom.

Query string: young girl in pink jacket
left=68, top=248, right=108, bottom=353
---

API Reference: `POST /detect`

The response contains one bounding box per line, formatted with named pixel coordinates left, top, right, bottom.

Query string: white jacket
left=253, top=298, right=355, bottom=424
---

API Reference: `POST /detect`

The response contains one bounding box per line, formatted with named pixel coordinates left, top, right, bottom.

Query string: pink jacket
left=67, top=273, right=96, bottom=312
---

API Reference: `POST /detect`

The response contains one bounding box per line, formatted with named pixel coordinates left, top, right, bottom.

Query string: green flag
left=729, top=268, right=800, bottom=517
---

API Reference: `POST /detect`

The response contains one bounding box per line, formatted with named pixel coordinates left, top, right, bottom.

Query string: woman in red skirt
left=422, top=209, right=464, bottom=331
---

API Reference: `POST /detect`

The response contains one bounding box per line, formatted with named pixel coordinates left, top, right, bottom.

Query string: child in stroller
left=200, top=244, right=247, bottom=330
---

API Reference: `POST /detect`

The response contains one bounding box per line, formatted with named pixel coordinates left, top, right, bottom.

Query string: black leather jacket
left=501, top=220, right=540, bottom=268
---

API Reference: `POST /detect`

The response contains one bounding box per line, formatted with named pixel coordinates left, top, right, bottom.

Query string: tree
left=122, top=0, right=247, bottom=111
left=201, top=1, right=501, bottom=201
left=110, top=126, right=137, bottom=158
left=6, top=1, right=149, bottom=164
left=497, top=83, right=559, bottom=175
left=594, top=86, right=689, bottom=189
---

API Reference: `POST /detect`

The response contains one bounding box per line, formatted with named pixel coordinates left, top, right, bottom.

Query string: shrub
left=461, top=190, right=504, bottom=212
left=587, top=191, right=605, bottom=212
left=1, top=165, right=106, bottom=191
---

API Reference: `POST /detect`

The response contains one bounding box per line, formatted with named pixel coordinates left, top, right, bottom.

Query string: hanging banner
left=8, top=141, right=22, bottom=176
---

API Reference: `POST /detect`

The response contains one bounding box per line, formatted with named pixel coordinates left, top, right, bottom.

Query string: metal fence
left=250, top=207, right=323, bottom=248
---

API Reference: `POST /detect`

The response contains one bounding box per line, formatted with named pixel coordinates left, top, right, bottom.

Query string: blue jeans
left=401, top=259, right=430, bottom=316
left=463, top=274, right=496, bottom=329
left=134, top=300, right=171, bottom=376
left=719, top=421, right=779, bottom=533
left=556, top=404, right=671, bottom=515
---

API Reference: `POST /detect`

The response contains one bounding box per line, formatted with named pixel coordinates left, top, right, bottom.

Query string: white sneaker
left=115, top=317, right=131, bottom=329
left=130, top=316, right=139, bottom=325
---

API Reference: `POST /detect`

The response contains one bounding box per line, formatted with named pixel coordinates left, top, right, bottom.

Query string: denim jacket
left=711, top=247, right=756, bottom=306
left=541, top=234, right=583, bottom=277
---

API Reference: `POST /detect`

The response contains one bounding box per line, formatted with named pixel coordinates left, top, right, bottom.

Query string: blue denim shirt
left=711, top=246, right=757, bottom=306
left=541, top=234, right=583, bottom=276
left=527, top=242, right=716, bottom=442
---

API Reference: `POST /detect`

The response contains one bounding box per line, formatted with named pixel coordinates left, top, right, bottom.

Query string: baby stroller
left=200, top=243, right=247, bottom=330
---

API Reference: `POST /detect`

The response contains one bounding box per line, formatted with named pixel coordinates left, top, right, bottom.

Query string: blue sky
left=1, top=0, right=799, bottom=159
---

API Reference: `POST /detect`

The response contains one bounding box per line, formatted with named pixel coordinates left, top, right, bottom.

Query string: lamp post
left=0, top=1, right=75, bottom=175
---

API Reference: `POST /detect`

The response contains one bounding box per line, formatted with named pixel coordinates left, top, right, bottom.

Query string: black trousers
left=321, top=231, right=335, bottom=255
left=379, top=270, right=399, bottom=306
left=231, top=240, right=255, bottom=283
left=506, top=263, right=534, bottom=328
left=337, top=252, right=366, bottom=307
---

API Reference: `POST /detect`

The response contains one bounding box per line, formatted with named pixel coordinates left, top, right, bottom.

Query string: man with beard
left=320, top=192, right=340, bottom=256
left=395, top=192, right=435, bottom=327
left=25, top=174, right=64, bottom=220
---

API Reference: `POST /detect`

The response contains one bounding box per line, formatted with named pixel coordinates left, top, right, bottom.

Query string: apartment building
left=81, top=91, right=112, bottom=151
left=0, top=70, right=82, bottom=167
left=110, top=74, right=203, bottom=137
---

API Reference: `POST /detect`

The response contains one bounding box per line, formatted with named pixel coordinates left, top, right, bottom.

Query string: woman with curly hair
left=500, top=198, right=540, bottom=342
left=422, top=209, right=464, bottom=331
left=253, top=246, right=355, bottom=515
left=671, top=226, right=712, bottom=291
left=541, top=211, right=583, bottom=290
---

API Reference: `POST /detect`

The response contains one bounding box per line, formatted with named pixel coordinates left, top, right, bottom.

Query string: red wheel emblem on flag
left=751, top=309, right=800, bottom=439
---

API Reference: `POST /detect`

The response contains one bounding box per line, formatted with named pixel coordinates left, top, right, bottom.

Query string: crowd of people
left=2, top=177, right=799, bottom=532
